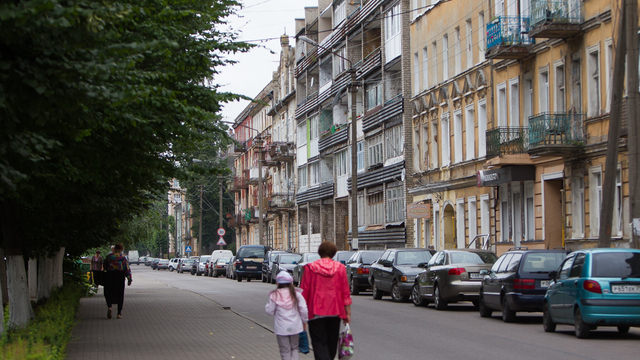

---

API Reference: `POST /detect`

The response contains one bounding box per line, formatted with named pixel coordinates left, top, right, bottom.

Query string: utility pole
left=599, top=2, right=627, bottom=248
left=258, top=137, right=264, bottom=246
left=219, top=179, right=224, bottom=250
left=349, top=68, right=359, bottom=251
left=199, top=184, right=203, bottom=255
left=626, top=0, right=639, bottom=249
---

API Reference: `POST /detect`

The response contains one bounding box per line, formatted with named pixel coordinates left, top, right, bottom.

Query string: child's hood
left=269, top=288, right=302, bottom=310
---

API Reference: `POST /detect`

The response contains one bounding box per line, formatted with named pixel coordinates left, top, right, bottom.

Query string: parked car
left=270, top=253, right=302, bottom=284
left=262, top=250, right=288, bottom=283
left=333, top=251, right=355, bottom=265
left=179, top=258, right=196, bottom=274
left=156, top=259, right=170, bottom=270
left=293, top=252, right=320, bottom=286
left=478, top=248, right=570, bottom=322
left=543, top=248, right=640, bottom=338
left=128, top=250, right=140, bottom=265
left=169, top=258, right=180, bottom=272
left=145, top=257, right=155, bottom=266
left=139, top=256, right=148, bottom=264
left=151, top=258, right=161, bottom=270
left=235, top=245, right=270, bottom=282
left=212, top=257, right=231, bottom=277
left=346, top=250, right=385, bottom=295
left=197, top=255, right=211, bottom=276
left=226, top=256, right=236, bottom=279
left=412, top=249, right=497, bottom=309
left=209, top=250, right=234, bottom=277
left=369, top=248, right=436, bottom=302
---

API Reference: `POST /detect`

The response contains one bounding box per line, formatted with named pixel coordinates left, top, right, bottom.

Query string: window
left=309, top=115, right=319, bottom=140
left=298, top=166, right=307, bottom=189
left=558, top=254, right=575, bottom=280
left=605, top=39, right=613, bottom=112
left=456, top=199, right=465, bottom=248
left=368, top=133, right=384, bottom=166
left=478, top=100, right=487, bottom=158
left=386, top=184, right=405, bottom=223
left=500, top=185, right=509, bottom=241
left=587, top=45, right=600, bottom=117
left=309, top=162, right=320, bottom=186
left=368, top=191, right=384, bottom=225
left=333, top=0, right=346, bottom=27
left=506, top=254, right=522, bottom=272
left=497, top=83, right=507, bottom=127
left=441, top=113, right=451, bottom=166
left=384, top=4, right=401, bottom=62
left=173, top=193, right=182, bottom=203
left=569, top=253, right=585, bottom=278
left=357, top=191, right=365, bottom=226
left=512, top=184, right=522, bottom=246
left=509, top=78, right=519, bottom=127
left=432, top=42, right=438, bottom=84
left=414, top=52, right=420, bottom=95
left=357, top=141, right=365, bottom=172
left=525, top=182, right=534, bottom=241
left=336, top=149, right=349, bottom=177
left=523, top=76, right=533, bottom=126
left=443, top=34, right=449, bottom=81
left=465, top=105, right=475, bottom=161
left=385, top=125, right=404, bottom=159
left=319, top=58, right=332, bottom=89
left=571, top=55, right=582, bottom=113
left=173, top=179, right=180, bottom=188
left=555, top=62, right=566, bottom=112
left=453, top=110, right=463, bottom=163
left=572, top=175, right=585, bottom=238
left=414, top=127, right=421, bottom=170
left=478, top=12, right=486, bottom=63
left=333, top=47, right=347, bottom=78
left=481, top=194, right=490, bottom=237
left=422, top=125, right=429, bottom=167
left=454, top=27, right=462, bottom=75
left=614, top=168, right=623, bottom=236
left=431, top=121, right=439, bottom=168
left=466, top=20, right=473, bottom=70
left=589, top=167, right=602, bottom=237
left=422, top=47, right=429, bottom=89
left=366, top=82, right=383, bottom=110
left=539, top=69, right=549, bottom=113
left=468, top=197, right=477, bottom=243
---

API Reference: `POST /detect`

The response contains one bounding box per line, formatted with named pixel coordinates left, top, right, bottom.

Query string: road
left=135, top=265, right=639, bottom=360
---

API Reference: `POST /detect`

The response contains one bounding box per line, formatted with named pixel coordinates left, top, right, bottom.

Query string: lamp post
left=299, top=36, right=359, bottom=250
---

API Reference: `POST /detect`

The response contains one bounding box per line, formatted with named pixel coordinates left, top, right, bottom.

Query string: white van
left=128, top=250, right=140, bottom=265
left=208, top=250, right=233, bottom=276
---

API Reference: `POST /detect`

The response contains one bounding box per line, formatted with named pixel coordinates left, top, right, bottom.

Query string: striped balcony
left=529, top=0, right=583, bottom=38
left=486, top=127, right=530, bottom=159
left=486, top=16, right=534, bottom=60
left=528, top=112, right=585, bottom=157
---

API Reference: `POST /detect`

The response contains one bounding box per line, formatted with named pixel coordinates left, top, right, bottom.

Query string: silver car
left=197, top=255, right=211, bottom=276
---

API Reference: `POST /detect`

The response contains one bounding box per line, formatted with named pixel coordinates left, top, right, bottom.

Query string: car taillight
left=514, top=278, right=535, bottom=290
left=583, top=280, right=602, bottom=294
left=235, top=260, right=242, bottom=265
left=357, top=268, right=370, bottom=275
left=448, top=267, right=466, bottom=276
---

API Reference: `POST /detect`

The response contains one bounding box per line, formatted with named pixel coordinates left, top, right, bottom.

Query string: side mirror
left=548, top=271, right=557, bottom=280
left=417, top=262, right=426, bottom=268
left=382, top=260, right=392, bottom=267
left=479, top=269, right=490, bottom=276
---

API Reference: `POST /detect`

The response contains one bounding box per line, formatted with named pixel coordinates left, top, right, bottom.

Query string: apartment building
left=293, top=0, right=413, bottom=253
left=168, top=179, right=196, bottom=257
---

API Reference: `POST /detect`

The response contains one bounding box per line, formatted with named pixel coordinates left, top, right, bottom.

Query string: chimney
left=280, top=34, right=289, bottom=48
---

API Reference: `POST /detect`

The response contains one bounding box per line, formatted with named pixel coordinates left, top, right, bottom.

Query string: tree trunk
left=6, top=255, right=34, bottom=328
left=0, top=268, right=3, bottom=336
left=28, top=258, right=38, bottom=300
left=0, top=248, right=8, bottom=306
left=37, top=255, right=53, bottom=301
left=53, top=247, right=65, bottom=288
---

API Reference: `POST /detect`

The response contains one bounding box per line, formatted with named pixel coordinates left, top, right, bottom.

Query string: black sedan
left=270, top=253, right=302, bottom=283
left=262, top=250, right=288, bottom=283
left=293, top=252, right=320, bottom=286
left=369, top=248, right=435, bottom=302
left=346, top=250, right=385, bottom=295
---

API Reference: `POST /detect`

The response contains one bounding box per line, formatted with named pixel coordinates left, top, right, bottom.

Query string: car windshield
left=396, top=251, right=433, bottom=266
left=335, top=252, right=354, bottom=262
left=306, top=253, right=321, bottom=262
left=200, top=256, right=211, bottom=262
left=592, top=252, right=640, bottom=278
left=361, top=251, right=384, bottom=264
left=279, top=254, right=301, bottom=264
left=217, top=257, right=230, bottom=264
left=238, top=248, right=265, bottom=258
left=270, top=252, right=283, bottom=261
left=450, top=252, right=497, bottom=264
left=521, top=253, right=567, bottom=273
left=183, top=259, right=194, bottom=264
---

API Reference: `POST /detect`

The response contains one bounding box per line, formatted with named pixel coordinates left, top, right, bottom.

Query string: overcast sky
left=216, top=0, right=319, bottom=125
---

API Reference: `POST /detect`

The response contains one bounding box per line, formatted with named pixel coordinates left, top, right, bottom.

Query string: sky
left=216, top=0, right=319, bottom=125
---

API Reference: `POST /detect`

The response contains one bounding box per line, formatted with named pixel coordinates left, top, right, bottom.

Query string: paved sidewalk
left=66, top=274, right=312, bottom=360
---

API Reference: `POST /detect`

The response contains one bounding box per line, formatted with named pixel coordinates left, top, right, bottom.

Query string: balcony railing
left=232, top=175, right=248, bottom=191
left=486, top=127, right=530, bottom=158
left=528, top=112, right=585, bottom=149
left=268, top=193, right=296, bottom=212
left=486, top=16, right=534, bottom=59
left=530, top=0, right=583, bottom=38
left=268, top=142, right=294, bottom=162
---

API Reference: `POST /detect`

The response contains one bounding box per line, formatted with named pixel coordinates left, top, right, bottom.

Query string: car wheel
left=169, top=267, right=173, bottom=272
left=412, top=284, right=427, bottom=307
left=617, top=326, right=630, bottom=334
left=197, top=272, right=201, bottom=276
left=372, top=281, right=383, bottom=300
left=574, top=308, right=590, bottom=339
left=350, top=277, right=359, bottom=296
left=479, top=294, right=492, bottom=318
left=237, top=276, right=242, bottom=282
left=502, top=297, right=516, bottom=323
left=391, top=282, right=408, bottom=302
left=434, top=284, right=447, bottom=310
left=542, top=302, right=556, bottom=332
left=247, top=277, right=252, bottom=282
left=262, top=274, right=267, bottom=283
left=213, top=271, right=218, bottom=278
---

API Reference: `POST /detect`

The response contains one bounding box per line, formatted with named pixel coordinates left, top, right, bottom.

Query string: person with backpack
left=265, top=271, right=309, bottom=360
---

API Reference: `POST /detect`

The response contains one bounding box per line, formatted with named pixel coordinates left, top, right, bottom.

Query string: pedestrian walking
left=300, top=241, right=352, bottom=360
left=102, top=243, right=132, bottom=319
left=265, top=271, right=309, bottom=360
left=90, top=250, right=103, bottom=287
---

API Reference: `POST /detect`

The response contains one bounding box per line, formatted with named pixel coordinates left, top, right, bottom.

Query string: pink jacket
left=300, top=258, right=352, bottom=320
left=265, top=288, right=309, bottom=336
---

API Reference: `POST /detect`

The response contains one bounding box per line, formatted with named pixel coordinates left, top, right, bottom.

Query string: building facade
left=168, top=179, right=196, bottom=257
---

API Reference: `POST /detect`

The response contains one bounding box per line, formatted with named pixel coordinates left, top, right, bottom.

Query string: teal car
left=543, top=248, right=640, bottom=338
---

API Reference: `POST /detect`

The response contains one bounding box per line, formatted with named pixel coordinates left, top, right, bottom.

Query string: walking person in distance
left=90, top=250, right=103, bottom=287
left=266, top=271, right=309, bottom=360
left=300, top=241, right=352, bottom=360
left=103, top=243, right=132, bottom=319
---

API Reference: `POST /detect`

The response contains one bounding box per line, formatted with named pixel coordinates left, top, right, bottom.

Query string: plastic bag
left=298, top=330, right=309, bottom=354
left=338, top=323, right=354, bottom=359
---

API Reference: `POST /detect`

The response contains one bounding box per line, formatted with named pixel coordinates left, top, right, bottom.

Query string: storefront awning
left=477, top=166, right=535, bottom=187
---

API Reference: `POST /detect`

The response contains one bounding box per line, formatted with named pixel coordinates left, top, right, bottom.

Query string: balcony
left=268, top=142, right=294, bottom=162
left=231, top=142, right=246, bottom=154
left=528, top=112, right=585, bottom=157
left=231, top=175, right=249, bottom=192
left=229, top=213, right=248, bottom=228
left=268, top=193, right=296, bottom=213
left=247, top=167, right=267, bottom=185
left=486, top=16, right=534, bottom=60
left=529, top=0, right=583, bottom=38
left=486, top=127, right=529, bottom=159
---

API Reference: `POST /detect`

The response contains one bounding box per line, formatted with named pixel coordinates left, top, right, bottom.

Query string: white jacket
left=265, top=288, right=309, bottom=336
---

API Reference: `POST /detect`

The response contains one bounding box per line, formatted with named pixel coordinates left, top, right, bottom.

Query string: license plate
left=245, top=266, right=257, bottom=270
left=612, top=285, right=640, bottom=294
left=540, top=280, right=550, bottom=288
left=469, top=273, right=482, bottom=279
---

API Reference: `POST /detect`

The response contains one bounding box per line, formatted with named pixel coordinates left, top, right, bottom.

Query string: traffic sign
left=217, top=228, right=226, bottom=236
left=185, top=246, right=192, bottom=253
left=217, top=237, right=227, bottom=246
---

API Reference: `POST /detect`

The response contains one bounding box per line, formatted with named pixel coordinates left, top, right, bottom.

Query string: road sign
left=217, top=237, right=227, bottom=246
left=217, top=228, right=226, bottom=236
left=185, top=246, right=192, bottom=253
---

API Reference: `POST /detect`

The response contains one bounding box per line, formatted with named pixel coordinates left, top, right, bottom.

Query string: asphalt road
left=135, top=265, right=639, bottom=360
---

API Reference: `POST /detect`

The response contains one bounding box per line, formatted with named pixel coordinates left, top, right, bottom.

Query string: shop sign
left=407, top=203, right=431, bottom=219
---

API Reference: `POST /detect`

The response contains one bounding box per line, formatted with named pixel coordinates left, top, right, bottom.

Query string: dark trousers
left=104, top=271, right=126, bottom=315
left=308, top=316, right=341, bottom=360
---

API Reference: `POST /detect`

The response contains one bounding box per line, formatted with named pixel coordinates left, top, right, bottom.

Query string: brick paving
left=66, top=274, right=313, bottom=360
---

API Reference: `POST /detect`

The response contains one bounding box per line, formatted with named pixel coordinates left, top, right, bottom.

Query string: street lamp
left=298, top=36, right=359, bottom=250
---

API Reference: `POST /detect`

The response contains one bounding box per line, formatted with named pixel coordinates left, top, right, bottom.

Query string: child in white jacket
left=265, top=271, right=309, bottom=360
